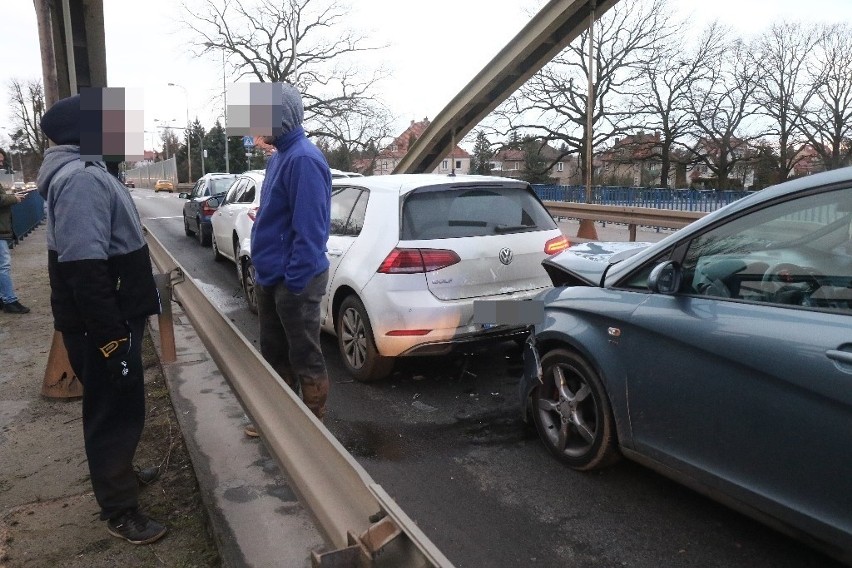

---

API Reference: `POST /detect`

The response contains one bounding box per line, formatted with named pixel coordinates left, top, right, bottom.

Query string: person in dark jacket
left=37, top=93, right=167, bottom=545
left=0, top=159, right=30, bottom=314
left=247, top=83, right=331, bottom=434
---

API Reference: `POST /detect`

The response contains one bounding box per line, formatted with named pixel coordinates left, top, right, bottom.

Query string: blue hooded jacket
left=250, top=85, right=331, bottom=292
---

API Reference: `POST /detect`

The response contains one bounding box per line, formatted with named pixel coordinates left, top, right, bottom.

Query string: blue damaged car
left=520, top=167, right=852, bottom=562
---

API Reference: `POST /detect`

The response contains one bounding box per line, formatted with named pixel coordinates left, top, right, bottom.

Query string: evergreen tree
left=521, top=137, right=554, bottom=184
left=204, top=121, right=226, bottom=173
left=470, top=131, right=494, bottom=175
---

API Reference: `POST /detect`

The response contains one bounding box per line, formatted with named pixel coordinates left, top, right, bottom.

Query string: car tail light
left=201, top=201, right=217, bottom=216
left=247, top=206, right=259, bottom=221
left=377, top=248, right=460, bottom=274
left=544, top=235, right=570, bottom=255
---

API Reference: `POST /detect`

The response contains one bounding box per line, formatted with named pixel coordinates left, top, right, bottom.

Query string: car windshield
left=401, top=185, right=557, bottom=240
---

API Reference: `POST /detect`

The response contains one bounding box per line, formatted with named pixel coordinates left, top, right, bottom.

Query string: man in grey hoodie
left=37, top=91, right=167, bottom=545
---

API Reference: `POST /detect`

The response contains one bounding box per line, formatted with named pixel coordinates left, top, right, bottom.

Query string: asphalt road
left=133, top=187, right=840, bottom=568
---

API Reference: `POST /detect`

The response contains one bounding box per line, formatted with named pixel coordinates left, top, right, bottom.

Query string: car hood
left=542, top=241, right=650, bottom=287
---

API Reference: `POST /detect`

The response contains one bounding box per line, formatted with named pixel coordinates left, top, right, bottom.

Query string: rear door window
left=401, top=185, right=556, bottom=240
left=330, top=187, right=363, bottom=235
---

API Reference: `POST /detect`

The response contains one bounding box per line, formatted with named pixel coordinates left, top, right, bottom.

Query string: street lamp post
left=204, top=42, right=229, bottom=173
left=168, top=82, right=192, bottom=183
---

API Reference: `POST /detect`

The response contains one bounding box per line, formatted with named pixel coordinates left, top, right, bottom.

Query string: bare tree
left=7, top=79, right=48, bottom=158
left=183, top=0, right=393, bottom=151
left=493, top=0, right=672, bottom=185
left=686, top=38, right=765, bottom=189
left=798, top=23, right=852, bottom=171
left=751, top=21, right=822, bottom=182
left=631, top=22, right=727, bottom=187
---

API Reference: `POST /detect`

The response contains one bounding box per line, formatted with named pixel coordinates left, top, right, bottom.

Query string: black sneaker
left=3, top=301, right=30, bottom=314
left=107, top=509, right=167, bottom=545
left=135, top=465, right=161, bottom=487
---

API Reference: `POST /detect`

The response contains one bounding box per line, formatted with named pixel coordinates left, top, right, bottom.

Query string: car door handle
left=826, top=350, right=852, bottom=365
left=327, top=249, right=344, bottom=257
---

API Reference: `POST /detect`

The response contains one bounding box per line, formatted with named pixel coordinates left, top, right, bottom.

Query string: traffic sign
left=242, top=136, right=255, bottom=148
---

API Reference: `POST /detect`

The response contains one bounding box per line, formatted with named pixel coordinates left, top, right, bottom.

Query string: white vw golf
left=214, top=173, right=569, bottom=382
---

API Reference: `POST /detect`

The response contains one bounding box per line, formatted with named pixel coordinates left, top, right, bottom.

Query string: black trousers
left=62, top=317, right=146, bottom=520
left=256, top=270, right=329, bottom=417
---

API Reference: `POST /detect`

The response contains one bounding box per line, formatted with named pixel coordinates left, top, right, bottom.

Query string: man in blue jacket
left=38, top=92, right=166, bottom=545
left=249, top=83, right=332, bottom=428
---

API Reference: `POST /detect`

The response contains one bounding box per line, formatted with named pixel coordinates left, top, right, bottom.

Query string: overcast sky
left=2, top=0, right=852, bottom=151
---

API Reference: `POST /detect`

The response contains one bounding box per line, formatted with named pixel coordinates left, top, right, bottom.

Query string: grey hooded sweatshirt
left=37, top=145, right=160, bottom=346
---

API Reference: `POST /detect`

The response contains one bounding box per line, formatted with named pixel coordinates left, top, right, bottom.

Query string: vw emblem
left=499, top=247, right=513, bottom=265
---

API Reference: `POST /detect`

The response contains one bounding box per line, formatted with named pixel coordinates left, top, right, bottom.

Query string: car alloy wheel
left=336, top=295, right=393, bottom=382
left=242, top=258, right=258, bottom=314
left=531, top=349, right=618, bottom=470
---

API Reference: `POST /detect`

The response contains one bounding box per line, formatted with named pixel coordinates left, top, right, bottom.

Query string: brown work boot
left=300, top=377, right=328, bottom=421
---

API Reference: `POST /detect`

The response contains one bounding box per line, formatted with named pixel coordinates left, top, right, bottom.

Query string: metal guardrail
left=144, top=228, right=454, bottom=568
left=544, top=201, right=706, bottom=241
left=533, top=184, right=749, bottom=212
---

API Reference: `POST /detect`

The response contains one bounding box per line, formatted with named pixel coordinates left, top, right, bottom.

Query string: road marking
left=147, top=216, right=183, bottom=220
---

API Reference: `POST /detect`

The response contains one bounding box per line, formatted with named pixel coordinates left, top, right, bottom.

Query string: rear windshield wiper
left=449, top=220, right=488, bottom=227
left=495, top=224, right=537, bottom=233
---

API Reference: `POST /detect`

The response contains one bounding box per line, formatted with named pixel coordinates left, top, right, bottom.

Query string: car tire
left=531, top=348, right=619, bottom=471
left=198, top=220, right=212, bottom=246
left=183, top=216, right=194, bottom=236
left=242, top=257, right=258, bottom=314
left=336, top=295, right=393, bottom=382
left=211, top=233, right=224, bottom=262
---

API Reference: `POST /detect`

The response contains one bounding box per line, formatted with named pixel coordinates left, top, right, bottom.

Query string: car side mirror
left=205, top=196, right=220, bottom=208
left=179, top=192, right=189, bottom=199
left=648, top=261, right=682, bottom=294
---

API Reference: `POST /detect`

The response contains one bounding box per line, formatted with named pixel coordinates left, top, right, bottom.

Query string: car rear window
left=401, top=185, right=557, bottom=240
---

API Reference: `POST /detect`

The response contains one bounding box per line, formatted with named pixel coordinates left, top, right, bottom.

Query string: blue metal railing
left=532, top=185, right=749, bottom=213
left=11, top=191, right=45, bottom=242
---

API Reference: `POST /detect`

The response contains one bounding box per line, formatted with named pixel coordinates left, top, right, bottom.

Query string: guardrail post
left=153, top=273, right=176, bottom=363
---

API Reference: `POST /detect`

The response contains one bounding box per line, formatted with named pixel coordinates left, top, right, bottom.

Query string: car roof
left=226, top=171, right=529, bottom=195
left=332, top=173, right=529, bottom=195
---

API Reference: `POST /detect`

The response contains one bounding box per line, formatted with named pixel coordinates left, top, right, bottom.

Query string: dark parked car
left=180, top=173, right=238, bottom=246
left=520, top=167, right=852, bottom=562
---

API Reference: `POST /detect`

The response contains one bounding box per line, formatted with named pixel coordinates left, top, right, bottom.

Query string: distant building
left=790, top=144, right=824, bottom=177
left=597, top=131, right=663, bottom=187
left=373, top=119, right=470, bottom=175
left=490, top=142, right=578, bottom=185
left=133, top=150, right=157, bottom=167
left=686, top=137, right=755, bottom=190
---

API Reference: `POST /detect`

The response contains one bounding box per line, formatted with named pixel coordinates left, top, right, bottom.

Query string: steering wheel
left=761, top=262, right=826, bottom=304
